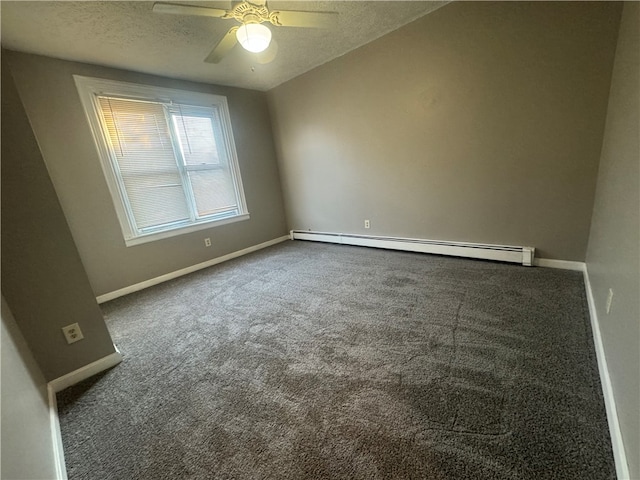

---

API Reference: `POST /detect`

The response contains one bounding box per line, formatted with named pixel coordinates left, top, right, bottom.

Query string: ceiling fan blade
left=204, top=27, right=239, bottom=64
left=152, top=2, right=228, bottom=18
left=269, top=10, right=337, bottom=28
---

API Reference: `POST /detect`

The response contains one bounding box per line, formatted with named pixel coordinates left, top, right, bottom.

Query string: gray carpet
left=57, top=240, right=615, bottom=479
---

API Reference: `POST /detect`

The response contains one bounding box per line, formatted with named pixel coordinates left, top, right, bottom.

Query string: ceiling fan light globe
left=236, top=23, right=272, bottom=53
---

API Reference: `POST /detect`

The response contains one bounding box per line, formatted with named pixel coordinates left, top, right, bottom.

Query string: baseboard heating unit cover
left=290, top=230, right=535, bottom=266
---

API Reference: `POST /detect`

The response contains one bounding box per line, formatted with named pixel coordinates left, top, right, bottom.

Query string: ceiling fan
left=152, top=1, right=338, bottom=64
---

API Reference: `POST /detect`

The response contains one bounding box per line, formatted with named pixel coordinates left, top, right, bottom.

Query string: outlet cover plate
left=62, top=323, right=84, bottom=344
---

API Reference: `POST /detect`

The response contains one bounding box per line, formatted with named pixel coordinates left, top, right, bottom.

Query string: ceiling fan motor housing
left=225, top=2, right=271, bottom=24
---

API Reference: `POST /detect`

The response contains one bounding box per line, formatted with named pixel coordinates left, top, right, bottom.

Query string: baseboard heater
left=290, top=230, right=535, bottom=266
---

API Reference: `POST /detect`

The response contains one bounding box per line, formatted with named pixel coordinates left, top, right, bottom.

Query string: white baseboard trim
left=96, top=235, right=290, bottom=303
left=47, top=385, right=67, bottom=480
left=48, top=347, right=123, bottom=393
left=533, top=258, right=586, bottom=271
left=583, top=268, right=630, bottom=480
left=47, top=346, right=123, bottom=480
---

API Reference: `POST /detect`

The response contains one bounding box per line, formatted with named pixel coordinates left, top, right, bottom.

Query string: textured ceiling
left=0, top=1, right=447, bottom=91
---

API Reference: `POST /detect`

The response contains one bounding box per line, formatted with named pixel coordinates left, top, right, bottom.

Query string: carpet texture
left=57, top=241, right=615, bottom=479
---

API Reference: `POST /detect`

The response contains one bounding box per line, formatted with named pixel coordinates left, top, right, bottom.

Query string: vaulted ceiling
left=1, top=1, right=447, bottom=91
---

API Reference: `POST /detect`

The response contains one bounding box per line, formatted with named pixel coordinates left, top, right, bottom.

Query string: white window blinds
left=99, top=97, right=191, bottom=230
left=96, top=95, right=244, bottom=237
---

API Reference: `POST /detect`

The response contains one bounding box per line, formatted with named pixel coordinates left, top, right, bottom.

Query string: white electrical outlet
left=364, top=219, right=370, bottom=229
left=204, top=237, right=211, bottom=247
left=62, top=323, right=84, bottom=344
left=606, top=288, right=614, bottom=314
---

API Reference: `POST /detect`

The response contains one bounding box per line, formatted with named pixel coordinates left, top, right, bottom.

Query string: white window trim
left=74, top=75, right=249, bottom=247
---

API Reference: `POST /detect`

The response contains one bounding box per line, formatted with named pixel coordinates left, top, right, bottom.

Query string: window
left=75, top=76, right=249, bottom=246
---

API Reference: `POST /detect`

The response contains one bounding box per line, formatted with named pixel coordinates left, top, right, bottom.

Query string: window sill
left=124, top=213, right=250, bottom=247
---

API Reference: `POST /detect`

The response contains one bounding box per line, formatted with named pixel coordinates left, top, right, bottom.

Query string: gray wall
left=5, top=51, right=287, bottom=297
left=267, top=1, right=621, bottom=261
left=1, top=57, right=116, bottom=380
left=1, top=298, right=59, bottom=479
left=586, top=3, right=639, bottom=477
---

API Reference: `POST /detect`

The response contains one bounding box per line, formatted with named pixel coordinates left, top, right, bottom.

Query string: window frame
left=74, top=75, right=249, bottom=247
